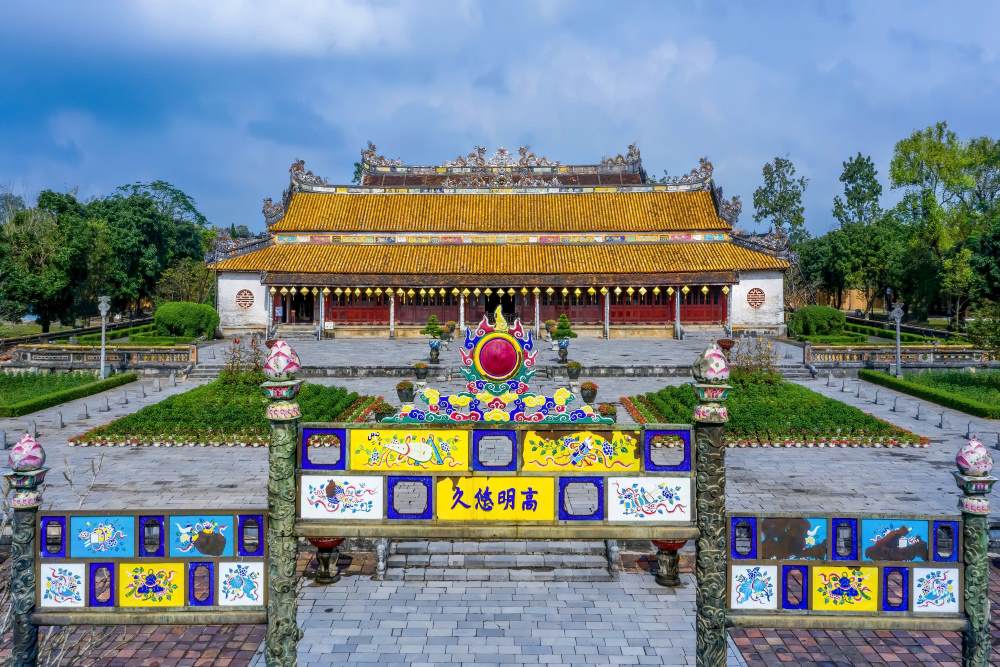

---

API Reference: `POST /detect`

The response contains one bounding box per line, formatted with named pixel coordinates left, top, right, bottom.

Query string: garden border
left=0, top=372, right=137, bottom=418
left=858, top=370, right=1000, bottom=419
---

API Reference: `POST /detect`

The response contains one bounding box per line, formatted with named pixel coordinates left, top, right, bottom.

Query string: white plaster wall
left=730, top=270, right=785, bottom=331
left=217, top=272, right=268, bottom=332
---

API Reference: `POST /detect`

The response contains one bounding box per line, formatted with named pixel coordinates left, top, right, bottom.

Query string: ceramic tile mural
left=521, top=430, right=640, bottom=472
left=861, top=519, right=929, bottom=562
left=117, top=562, right=185, bottom=608
left=218, top=561, right=265, bottom=607
left=349, top=429, right=469, bottom=472
left=912, top=568, right=960, bottom=613
left=69, top=516, right=134, bottom=559
left=435, top=477, right=555, bottom=521
left=811, top=566, right=879, bottom=612
left=167, top=515, right=236, bottom=558
left=300, top=475, right=384, bottom=519
left=760, top=517, right=828, bottom=560
left=607, top=477, right=691, bottom=522
left=730, top=565, right=778, bottom=611
left=40, top=563, right=85, bottom=608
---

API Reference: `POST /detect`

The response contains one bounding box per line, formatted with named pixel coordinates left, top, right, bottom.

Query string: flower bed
left=70, top=374, right=381, bottom=447
left=623, top=371, right=926, bottom=448
left=0, top=371, right=137, bottom=417
left=858, top=369, right=1000, bottom=419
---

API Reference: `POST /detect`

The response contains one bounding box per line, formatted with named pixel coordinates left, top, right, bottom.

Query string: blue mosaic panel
left=69, top=516, right=135, bottom=559
left=472, top=429, right=518, bottom=472
left=167, top=515, right=235, bottom=558
left=729, top=516, right=758, bottom=560
left=300, top=427, right=347, bottom=471
left=187, top=562, right=215, bottom=606
left=861, top=519, right=928, bottom=562
left=830, top=518, right=858, bottom=561
left=40, top=515, right=67, bottom=558
left=780, top=565, right=809, bottom=610
left=558, top=476, right=605, bottom=521
left=642, top=429, right=691, bottom=472
left=881, top=567, right=910, bottom=612
left=932, top=520, right=961, bottom=563
left=87, top=562, right=114, bottom=607
left=138, top=515, right=165, bottom=558
left=387, top=476, right=434, bottom=520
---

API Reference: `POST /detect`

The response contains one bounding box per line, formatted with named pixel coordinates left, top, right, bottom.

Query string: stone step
left=389, top=539, right=608, bottom=556
left=383, top=567, right=614, bottom=582
left=386, top=553, right=609, bottom=570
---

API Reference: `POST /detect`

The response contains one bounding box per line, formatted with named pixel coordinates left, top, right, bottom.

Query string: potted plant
left=566, top=360, right=582, bottom=380
left=413, top=361, right=429, bottom=380
left=444, top=321, right=458, bottom=339
left=545, top=319, right=557, bottom=343
left=421, top=315, right=444, bottom=363
left=554, top=314, right=577, bottom=362
left=597, top=402, right=617, bottom=422
left=580, top=381, right=598, bottom=403
left=396, top=380, right=415, bottom=403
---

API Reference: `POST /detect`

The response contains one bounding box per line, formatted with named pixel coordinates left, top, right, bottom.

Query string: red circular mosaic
left=235, top=289, right=255, bottom=309
left=477, top=335, right=520, bottom=380
left=746, top=288, right=765, bottom=309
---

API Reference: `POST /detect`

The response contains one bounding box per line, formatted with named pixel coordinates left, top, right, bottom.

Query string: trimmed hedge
left=858, top=370, right=1000, bottom=419
left=128, top=334, right=197, bottom=346
left=154, top=302, right=219, bottom=338
left=787, top=306, right=845, bottom=337
left=0, top=372, right=137, bottom=417
left=75, top=324, right=157, bottom=345
left=799, top=333, right=867, bottom=345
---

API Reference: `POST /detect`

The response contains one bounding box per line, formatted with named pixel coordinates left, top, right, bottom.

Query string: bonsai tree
left=553, top=314, right=577, bottom=340
left=421, top=315, right=444, bottom=338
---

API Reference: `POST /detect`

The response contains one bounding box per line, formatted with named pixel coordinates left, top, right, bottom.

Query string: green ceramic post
left=953, top=437, right=996, bottom=667
left=5, top=434, right=49, bottom=667
left=261, top=341, right=305, bottom=667
left=691, top=344, right=731, bottom=667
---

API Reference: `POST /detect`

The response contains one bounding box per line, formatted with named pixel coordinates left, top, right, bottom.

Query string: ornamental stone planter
left=581, top=386, right=598, bottom=403
left=428, top=339, right=441, bottom=364
left=396, top=385, right=415, bottom=403
left=414, top=365, right=429, bottom=380
left=567, top=363, right=582, bottom=380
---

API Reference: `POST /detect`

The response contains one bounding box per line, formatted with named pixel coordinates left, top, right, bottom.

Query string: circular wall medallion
left=235, top=289, right=255, bottom=309
left=473, top=332, right=523, bottom=382
left=746, top=288, right=765, bottom=309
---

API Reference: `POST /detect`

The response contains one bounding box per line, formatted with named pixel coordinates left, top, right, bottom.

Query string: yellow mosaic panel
left=117, top=562, right=186, bottom=608
left=521, top=430, right=640, bottom=472
left=349, top=429, right=469, bottom=472
left=435, top=477, right=555, bottom=522
left=810, top=566, right=878, bottom=612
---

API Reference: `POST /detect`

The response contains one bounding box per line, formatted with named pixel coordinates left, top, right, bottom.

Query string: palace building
left=212, top=144, right=788, bottom=338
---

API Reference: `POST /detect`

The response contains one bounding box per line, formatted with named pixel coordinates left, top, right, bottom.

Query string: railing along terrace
left=804, top=344, right=988, bottom=367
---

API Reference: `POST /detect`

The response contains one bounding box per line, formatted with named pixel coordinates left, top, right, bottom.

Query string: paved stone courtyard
left=2, top=336, right=998, bottom=664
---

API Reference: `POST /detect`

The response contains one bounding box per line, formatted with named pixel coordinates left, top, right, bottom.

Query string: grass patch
left=628, top=370, right=921, bottom=446
left=0, top=322, right=74, bottom=338
left=844, top=323, right=967, bottom=345
left=858, top=369, right=1000, bottom=419
left=75, top=372, right=377, bottom=445
left=0, top=372, right=137, bottom=417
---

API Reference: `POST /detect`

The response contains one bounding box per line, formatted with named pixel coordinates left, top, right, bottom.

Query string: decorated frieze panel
left=299, top=423, right=692, bottom=476
left=726, top=514, right=963, bottom=616
left=272, top=231, right=729, bottom=246
left=37, top=510, right=266, bottom=611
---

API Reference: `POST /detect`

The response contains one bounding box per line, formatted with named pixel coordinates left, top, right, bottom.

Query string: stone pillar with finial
left=691, top=344, right=731, bottom=667
left=953, top=436, right=996, bottom=667
left=4, top=433, right=49, bottom=667
left=261, top=340, right=305, bottom=667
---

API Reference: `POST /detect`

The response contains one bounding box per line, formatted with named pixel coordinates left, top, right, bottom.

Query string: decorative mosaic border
left=297, top=422, right=696, bottom=526
left=37, top=510, right=267, bottom=611
left=726, top=513, right=963, bottom=617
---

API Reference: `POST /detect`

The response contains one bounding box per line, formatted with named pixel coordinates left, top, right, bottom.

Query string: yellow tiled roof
left=213, top=242, right=788, bottom=275
left=270, top=190, right=730, bottom=233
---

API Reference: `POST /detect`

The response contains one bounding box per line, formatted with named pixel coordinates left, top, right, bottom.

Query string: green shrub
left=154, top=302, right=219, bottom=338
left=858, top=370, right=1000, bottom=419
left=420, top=315, right=444, bottom=338
left=798, top=333, right=867, bottom=345
left=554, top=314, right=577, bottom=339
left=786, top=306, right=845, bottom=337
left=128, top=334, right=196, bottom=346
left=0, top=373, right=137, bottom=417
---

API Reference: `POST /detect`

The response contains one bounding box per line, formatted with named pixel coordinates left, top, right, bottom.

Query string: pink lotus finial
left=263, top=340, right=301, bottom=380
left=956, top=437, right=993, bottom=477
left=9, top=433, right=46, bottom=472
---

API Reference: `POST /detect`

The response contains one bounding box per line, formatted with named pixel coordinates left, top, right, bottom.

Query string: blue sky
left=1, top=1, right=997, bottom=234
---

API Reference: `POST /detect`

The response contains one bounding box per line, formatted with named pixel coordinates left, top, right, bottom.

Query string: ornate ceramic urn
left=954, top=436, right=997, bottom=515
left=4, top=433, right=48, bottom=510
left=261, top=340, right=303, bottom=420
left=956, top=437, right=993, bottom=477
left=263, top=340, right=301, bottom=381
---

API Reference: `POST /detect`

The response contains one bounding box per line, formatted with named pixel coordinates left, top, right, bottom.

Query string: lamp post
left=890, top=302, right=904, bottom=377
left=97, top=296, right=110, bottom=380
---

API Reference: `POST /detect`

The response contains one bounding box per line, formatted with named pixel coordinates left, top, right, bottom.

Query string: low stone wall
left=803, top=343, right=991, bottom=368
left=7, top=343, right=197, bottom=372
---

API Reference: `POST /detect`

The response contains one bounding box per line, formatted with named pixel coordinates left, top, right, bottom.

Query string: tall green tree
left=833, top=153, right=882, bottom=228
left=0, top=208, right=75, bottom=331
left=753, top=156, right=809, bottom=245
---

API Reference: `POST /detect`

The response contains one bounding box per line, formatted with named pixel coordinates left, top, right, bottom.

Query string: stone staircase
left=384, top=539, right=618, bottom=582
left=275, top=324, right=319, bottom=340
left=777, top=365, right=816, bottom=381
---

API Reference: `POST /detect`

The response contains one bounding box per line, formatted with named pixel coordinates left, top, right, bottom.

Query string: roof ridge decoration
left=444, top=145, right=559, bottom=168
left=599, top=143, right=642, bottom=169
left=382, top=307, right=611, bottom=424
left=263, top=159, right=337, bottom=227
